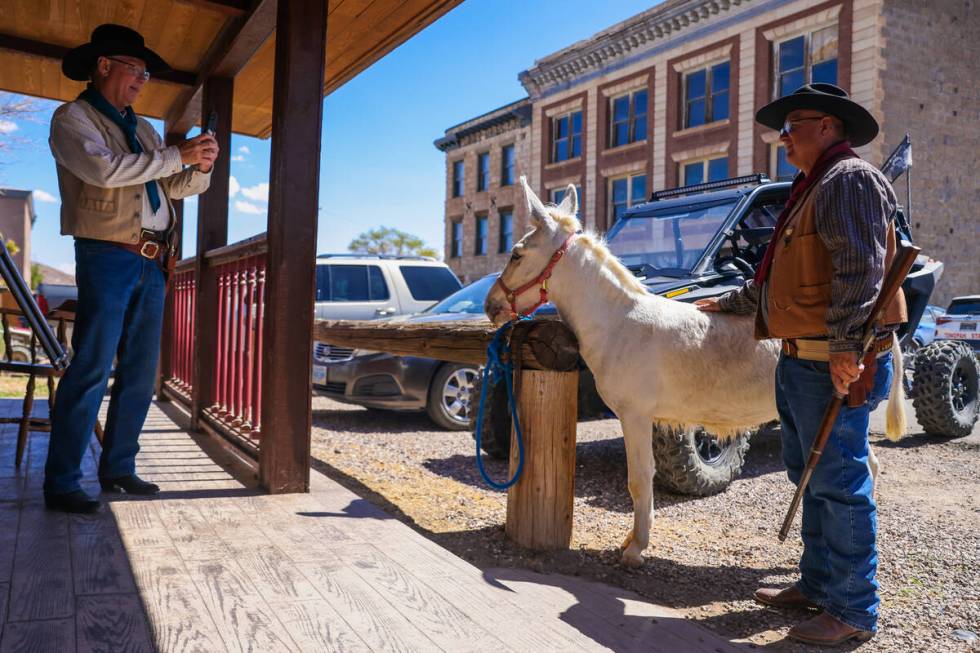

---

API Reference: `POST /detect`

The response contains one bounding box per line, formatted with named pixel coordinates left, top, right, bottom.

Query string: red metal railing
left=165, top=259, right=197, bottom=402
left=202, top=235, right=267, bottom=453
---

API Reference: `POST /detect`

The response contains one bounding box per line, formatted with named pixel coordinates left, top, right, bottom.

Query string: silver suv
left=312, top=254, right=462, bottom=382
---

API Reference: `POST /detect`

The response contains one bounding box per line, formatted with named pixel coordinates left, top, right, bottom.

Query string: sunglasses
left=779, top=116, right=826, bottom=137
left=106, top=57, right=151, bottom=81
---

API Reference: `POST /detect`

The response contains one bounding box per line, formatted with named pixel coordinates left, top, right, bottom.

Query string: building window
left=475, top=213, right=488, bottom=256
left=450, top=220, right=463, bottom=258
left=772, top=145, right=798, bottom=181
left=477, top=151, right=490, bottom=192
left=551, top=110, right=582, bottom=162
left=609, top=89, right=647, bottom=147
left=551, top=186, right=583, bottom=217
left=682, top=157, right=729, bottom=186
left=608, top=174, right=646, bottom=224
left=684, top=61, right=730, bottom=128
left=775, top=25, right=838, bottom=98
left=501, top=144, right=515, bottom=186
left=498, top=209, right=514, bottom=253
left=452, top=160, right=464, bottom=197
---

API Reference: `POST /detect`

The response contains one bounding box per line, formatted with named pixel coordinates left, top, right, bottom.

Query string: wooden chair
left=0, top=305, right=104, bottom=467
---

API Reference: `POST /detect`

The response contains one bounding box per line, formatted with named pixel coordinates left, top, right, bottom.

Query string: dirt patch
left=311, top=397, right=979, bottom=652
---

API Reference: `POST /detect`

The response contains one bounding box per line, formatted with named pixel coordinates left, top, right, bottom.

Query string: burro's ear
left=557, top=183, right=577, bottom=217
left=520, top=175, right=553, bottom=228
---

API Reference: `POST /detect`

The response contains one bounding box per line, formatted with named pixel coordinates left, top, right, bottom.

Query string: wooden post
left=258, top=0, right=327, bottom=493
left=157, top=130, right=186, bottom=400
left=505, top=369, right=578, bottom=550
left=191, top=76, right=233, bottom=428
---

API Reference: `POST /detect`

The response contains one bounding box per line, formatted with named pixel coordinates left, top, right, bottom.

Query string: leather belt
left=111, top=229, right=168, bottom=263
left=782, top=333, right=894, bottom=362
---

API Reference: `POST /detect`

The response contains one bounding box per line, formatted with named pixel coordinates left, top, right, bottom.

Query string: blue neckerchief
left=78, top=85, right=161, bottom=214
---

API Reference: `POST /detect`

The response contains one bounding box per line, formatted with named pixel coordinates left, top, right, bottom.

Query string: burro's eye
left=510, top=250, right=522, bottom=262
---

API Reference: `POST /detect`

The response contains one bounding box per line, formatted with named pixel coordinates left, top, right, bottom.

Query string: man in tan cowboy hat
left=43, top=24, right=218, bottom=513
left=697, top=83, right=906, bottom=646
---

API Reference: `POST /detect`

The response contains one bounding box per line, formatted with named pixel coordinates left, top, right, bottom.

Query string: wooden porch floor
left=0, top=398, right=747, bottom=652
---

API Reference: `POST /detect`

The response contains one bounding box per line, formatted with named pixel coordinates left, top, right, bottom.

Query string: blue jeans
left=44, top=239, right=166, bottom=495
left=776, top=352, right=893, bottom=633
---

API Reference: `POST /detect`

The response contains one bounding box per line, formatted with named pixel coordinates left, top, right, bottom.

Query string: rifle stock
left=778, top=241, right=920, bottom=542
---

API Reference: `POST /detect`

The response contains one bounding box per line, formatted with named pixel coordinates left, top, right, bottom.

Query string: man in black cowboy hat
left=698, top=83, right=907, bottom=645
left=44, top=24, right=219, bottom=513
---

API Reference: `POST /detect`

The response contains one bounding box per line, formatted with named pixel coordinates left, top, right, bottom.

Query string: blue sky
left=0, top=0, right=661, bottom=275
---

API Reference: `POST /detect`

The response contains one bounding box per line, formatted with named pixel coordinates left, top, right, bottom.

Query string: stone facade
left=436, top=99, right=531, bottom=284
left=879, top=0, right=980, bottom=306
left=438, top=0, right=978, bottom=302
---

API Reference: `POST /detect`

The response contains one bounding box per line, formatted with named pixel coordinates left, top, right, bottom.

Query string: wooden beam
left=190, top=77, right=233, bottom=428
left=0, top=32, right=196, bottom=86
left=258, top=0, right=326, bottom=494
left=173, top=0, right=249, bottom=16
left=313, top=319, right=580, bottom=371
left=157, top=131, right=187, bottom=400
left=164, top=0, right=277, bottom=135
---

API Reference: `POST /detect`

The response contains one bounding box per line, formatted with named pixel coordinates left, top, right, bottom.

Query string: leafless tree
left=0, top=92, right=46, bottom=157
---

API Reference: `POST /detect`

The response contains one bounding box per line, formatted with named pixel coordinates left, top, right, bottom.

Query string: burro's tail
left=885, top=333, right=907, bottom=441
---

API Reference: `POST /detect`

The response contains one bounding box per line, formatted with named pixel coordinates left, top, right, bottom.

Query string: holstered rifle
left=777, top=241, right=920, bottom=542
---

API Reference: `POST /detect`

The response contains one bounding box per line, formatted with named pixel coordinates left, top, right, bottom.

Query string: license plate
left=312, top=365, right=326, bottom=385
left=961, top=322, right=977, bottom=331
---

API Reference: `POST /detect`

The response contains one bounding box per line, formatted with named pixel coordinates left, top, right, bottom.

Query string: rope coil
left=474, top=318, right=528, bottom=490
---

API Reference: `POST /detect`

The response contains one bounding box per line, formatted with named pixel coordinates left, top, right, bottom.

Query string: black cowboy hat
left=62, top=24, right=170, bottom=82
left=755, top=83, right=879, bottom=147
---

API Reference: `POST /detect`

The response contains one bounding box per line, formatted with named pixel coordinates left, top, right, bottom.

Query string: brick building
left=438, top=0, right=978, bottom=303
left=0, top=188, right=35, bottom=281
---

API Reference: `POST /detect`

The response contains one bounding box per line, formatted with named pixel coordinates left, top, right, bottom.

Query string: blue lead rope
left=474, top=318, right=529, bottom=490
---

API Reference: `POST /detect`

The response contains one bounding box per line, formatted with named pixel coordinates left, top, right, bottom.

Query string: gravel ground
left=310, top=396, right=979, bottom=652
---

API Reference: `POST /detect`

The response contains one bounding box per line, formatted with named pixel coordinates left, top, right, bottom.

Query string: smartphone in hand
left=205, top=111, right=218, bottom=137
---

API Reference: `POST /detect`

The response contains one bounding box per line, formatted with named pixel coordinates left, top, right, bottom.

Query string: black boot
left=45, top=490, right=101, bottom=514
left=100, top=475, right=160, bottom=495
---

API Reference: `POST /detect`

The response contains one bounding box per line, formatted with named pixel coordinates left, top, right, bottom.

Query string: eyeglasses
left=106, top=57, right=151, bottom=81
left=779, top=116, right=825, bottom=137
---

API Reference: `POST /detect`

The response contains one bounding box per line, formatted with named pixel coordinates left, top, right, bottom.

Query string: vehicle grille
left=314, top=342, right=355, bottom=362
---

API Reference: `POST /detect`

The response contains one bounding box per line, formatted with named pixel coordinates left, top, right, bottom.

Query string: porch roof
left=0, top=0, right=461, bottom=138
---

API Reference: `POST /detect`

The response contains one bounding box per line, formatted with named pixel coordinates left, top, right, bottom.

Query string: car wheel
left=652, top=425, right=751, bottom=496
left=427, top=363, right=479, bottom=431
left=912, top=340, right=980, bottom=438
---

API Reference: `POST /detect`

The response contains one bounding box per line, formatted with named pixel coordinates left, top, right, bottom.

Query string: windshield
left=426, top=275, right=497, bottom=314
left=398, top=265, right=462, bottom=301
left=607, top=199, right=737, bottom=276
left=947, top=299, right=980, bottom=315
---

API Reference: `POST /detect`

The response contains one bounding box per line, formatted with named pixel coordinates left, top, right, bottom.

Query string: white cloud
left=238, top=145, right=250, bottom=154
left=241, top=182, right=268, bottom=202
left=33, top=189, right=58, bottom=203
left=231, top=154, right=246, bottom=161
left=229, top=175, right=240, bottom=197
left=0, top=119, right=17, bottom=134
left=234, top=200, right=265, bottom=215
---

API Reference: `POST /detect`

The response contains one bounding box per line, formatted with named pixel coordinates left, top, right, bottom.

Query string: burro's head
left=484, top=176, right=579, bottom=325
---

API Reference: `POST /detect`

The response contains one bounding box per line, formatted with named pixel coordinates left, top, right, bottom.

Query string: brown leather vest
left=755, top=172, right=907, bottom=340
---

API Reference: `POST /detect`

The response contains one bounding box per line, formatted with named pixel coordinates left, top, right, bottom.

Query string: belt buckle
left=139, top=240, right=160, bottom=259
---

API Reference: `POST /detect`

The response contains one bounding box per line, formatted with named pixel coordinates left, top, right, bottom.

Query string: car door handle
left=375, top=307, right=396, bottom=317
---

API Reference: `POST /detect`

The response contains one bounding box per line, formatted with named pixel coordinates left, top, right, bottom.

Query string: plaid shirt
left=718, top=158, right=897, bottom=353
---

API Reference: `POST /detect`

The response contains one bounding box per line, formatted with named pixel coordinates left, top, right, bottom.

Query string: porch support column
left=258, top=0, right=327, bottom=493
left=158, top=130, right=187, bottom=398
left=191, top=76, right=234, bottom=428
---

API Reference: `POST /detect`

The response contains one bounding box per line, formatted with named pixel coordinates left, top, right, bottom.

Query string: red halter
left=495, top=232, right=576, bottom=319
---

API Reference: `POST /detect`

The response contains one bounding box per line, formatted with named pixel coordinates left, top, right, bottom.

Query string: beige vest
left=53, top=101, right=174, bottom=244
left=756, top=174, right=907, bottom=340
